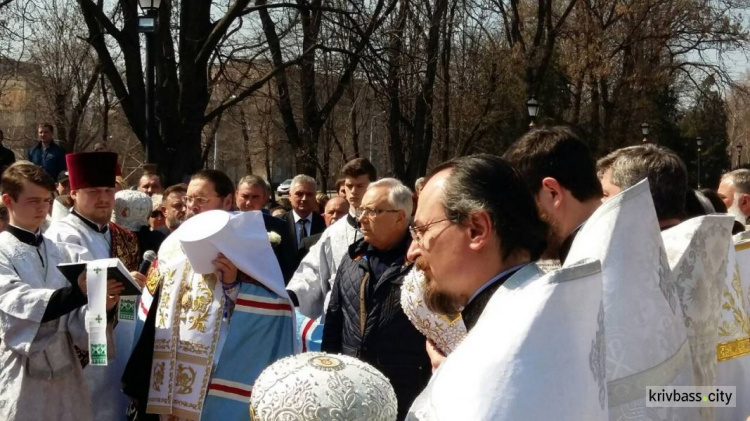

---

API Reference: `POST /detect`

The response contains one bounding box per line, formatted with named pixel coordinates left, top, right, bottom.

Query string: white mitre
left=400, top=266, right=467, bottom=354
left=564, top=179, right=697, bottom=420
left=177, top=209, right=288, bottom=300
left=112, top=190, right=152, bottom=231
left=250, top=352, right=398, bottom=421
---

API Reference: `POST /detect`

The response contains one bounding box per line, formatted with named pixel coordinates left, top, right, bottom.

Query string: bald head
left=324, top=196, right=350, bottom=226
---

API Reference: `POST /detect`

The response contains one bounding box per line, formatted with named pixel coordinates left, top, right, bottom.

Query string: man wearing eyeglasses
left=404, top=155, right=549, bottom=419
left=322, top=178, right=430, bottom=420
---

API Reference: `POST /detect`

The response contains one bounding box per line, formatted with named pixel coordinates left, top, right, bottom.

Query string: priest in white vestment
left=405, top=155, right=604, bottom=419
left=0, top=162, right=124, bottom=420
left=45, top=152, right=142, bottom=421
left=565, top=179, right=698, bottom=420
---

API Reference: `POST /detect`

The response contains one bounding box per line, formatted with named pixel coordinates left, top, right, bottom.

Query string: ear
left=160, top=205, right=168, bottom=215
left=222, top=195, right=233, bottom=211
left=70, top=189, right=78, bottom=201
left=540, top=177, right=564, bottom=208
left=740, top=194, right=750, bottom=213
left=1, top=193, right=11, bottom=208
left=467, top=211, right=493, bottom=252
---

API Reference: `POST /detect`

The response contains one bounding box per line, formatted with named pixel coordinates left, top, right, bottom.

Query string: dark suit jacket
left=263, top=213, right=297, bottom=284
left=276, top=210, right=325, bottom=270
left=298, top=232, right=323, bottom=261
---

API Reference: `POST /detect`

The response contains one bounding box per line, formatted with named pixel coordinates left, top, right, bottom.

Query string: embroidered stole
left=109, top=222, right=139, bottom=271
left=201, top=283, right=295, bottom=419
left=147, top=252, right=295, bottom=420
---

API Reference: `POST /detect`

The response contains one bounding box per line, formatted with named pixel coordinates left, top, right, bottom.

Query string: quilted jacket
left=322, top=235, right=430, bottom=419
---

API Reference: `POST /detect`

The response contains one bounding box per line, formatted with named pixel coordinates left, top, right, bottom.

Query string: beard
left=416, top=257, right=464, bottom=316
left=166, top=216, right=183, bottom=230
left=538, top=208, right=563, bottom=260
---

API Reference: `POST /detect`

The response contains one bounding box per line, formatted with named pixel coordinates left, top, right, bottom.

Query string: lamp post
left=640, top=122, right=650, bottom=143
left=737, top=143, right=744, bottom=169
left=696, top=137, right=703, bottom=188
left=526, top=97, right=539, bottom=128
left=138, top=0, right=161, bottom=164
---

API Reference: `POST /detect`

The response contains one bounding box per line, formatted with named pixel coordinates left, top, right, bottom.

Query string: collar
left=466, top=263, right=530, bottom=305
left=346, top=213, right=360, bottom=229
left=559, top=221, right=585, bottom=264
left=6, top=224, right=44, bottom=247
left=71, top=209, right=109, bottom=234
left=292, top=210, right=312, bottom=224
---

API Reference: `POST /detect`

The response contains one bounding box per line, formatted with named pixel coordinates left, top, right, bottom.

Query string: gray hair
left=291, top=174, right=317, bottom=191
left=367, top=177, right=413, bottom=217
left=598, top=144, right=687, bottom=221
left=238, top=175, right=270, bottom=193
left=722, top=169, right=750, bottom=195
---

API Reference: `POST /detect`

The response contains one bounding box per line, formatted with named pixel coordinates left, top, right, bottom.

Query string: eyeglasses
left=355, top=207, right=401, bottom=219
left=182, top=195, right=218, bottom=206
left=409, top=218, right=451, bottom=245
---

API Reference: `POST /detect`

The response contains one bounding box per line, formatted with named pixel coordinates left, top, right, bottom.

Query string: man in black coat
left=276, top=175, right=325, bottom=268
left=0, top=129, right=15, bottom=173
left=236, top=175, right=297, bottom=283
left=322, top=178, right=429, bottom=420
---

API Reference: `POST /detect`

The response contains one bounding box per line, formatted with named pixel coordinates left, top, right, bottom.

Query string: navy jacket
left=28, top=141, right=67, bottom=180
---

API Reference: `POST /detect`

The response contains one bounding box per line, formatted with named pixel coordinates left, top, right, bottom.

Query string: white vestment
left=407, top=261, right=606, bottom=420
left=0, top=232, right=92, bottom=420
left=287, top=214, right=361, bottom=319
left=564, top=179, right=697, bottom=420
left=46, top=213, right=134, bottom=421
left=715, top=238, right=750, bottom=421
left=662, top=215, right=734, bottom=421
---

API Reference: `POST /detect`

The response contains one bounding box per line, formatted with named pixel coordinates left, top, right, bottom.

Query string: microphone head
left=143, top=250, right=157, bottom=263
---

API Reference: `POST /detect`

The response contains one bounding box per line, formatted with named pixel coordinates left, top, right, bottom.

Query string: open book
left=57, top=258, right=142, bottom=296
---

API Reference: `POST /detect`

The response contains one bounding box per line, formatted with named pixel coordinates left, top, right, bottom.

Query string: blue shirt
left=28, top=141, right=67, bottom=180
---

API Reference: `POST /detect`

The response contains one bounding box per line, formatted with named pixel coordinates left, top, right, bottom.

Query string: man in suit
left=277, top=175, right=325, bottom=269
left=236, top=175, right=297, bottom=284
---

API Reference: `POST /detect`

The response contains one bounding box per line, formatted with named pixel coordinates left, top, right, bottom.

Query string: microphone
left=138, top=250, right=157, bottom=275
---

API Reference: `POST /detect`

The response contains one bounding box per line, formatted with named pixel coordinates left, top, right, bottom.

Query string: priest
left=125, top=169, right=296, bottom=421
left=0, top=161, right=124, bottom=420
left=45, top=152, right=144, bottom=421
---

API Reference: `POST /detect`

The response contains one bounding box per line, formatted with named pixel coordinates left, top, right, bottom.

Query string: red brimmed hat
left=66, top=152, right=118, bottom=190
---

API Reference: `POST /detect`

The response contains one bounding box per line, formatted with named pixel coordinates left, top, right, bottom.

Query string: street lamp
left=138, top=0, right=162, bottom=164
left=526, top=97, right=540, bottom=128
left=737, top=143, right=744, bottom=169
left=640, top=122, right=650, bottom=143
left=696, top=137, right=703, bottom=188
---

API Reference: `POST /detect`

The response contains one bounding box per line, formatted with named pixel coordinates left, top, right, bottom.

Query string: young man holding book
left=0, top=162, right=124, bottom=420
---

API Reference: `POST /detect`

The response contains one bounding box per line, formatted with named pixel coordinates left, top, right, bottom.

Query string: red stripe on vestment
left=208, top=383, right=252, bottom=397
left=301, top=318, right=316, bottom=352
left=235, top=299, right=292, bottom=312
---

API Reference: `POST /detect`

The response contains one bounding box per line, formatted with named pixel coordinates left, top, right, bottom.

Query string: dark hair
left=700, top=188, right=728, bottom=213
left=163, top=183, right=187, bottom=199
left=684, top=189, right=707, bottom=219
left=503, top=126, right=603, bottom=202
left=340, top=158, right=377, bottom=182
left=0, top=203, right=7, bottom=222
left=37, top=123, right=54, bottom=133
left=334, top=178, right=345, bottom=191
left=238, top=175, right=270, bottom=194
left=1, top=161, right=55, bottom=200
left=427, top=154, right=548, bottom=261
left=191, top=169, right=235, bottom=198
left=599, top=145, right=687, bottom=221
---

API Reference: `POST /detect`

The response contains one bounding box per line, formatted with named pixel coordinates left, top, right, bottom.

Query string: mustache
left=417, top=257, right=462, bottom=316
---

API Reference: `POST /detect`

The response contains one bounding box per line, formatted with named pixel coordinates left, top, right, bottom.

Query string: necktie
left=299, top=219, right=308, bottom=242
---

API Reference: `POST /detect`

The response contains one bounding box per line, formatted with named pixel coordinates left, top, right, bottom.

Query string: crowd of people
left=0, top=122, right=748, bottom=420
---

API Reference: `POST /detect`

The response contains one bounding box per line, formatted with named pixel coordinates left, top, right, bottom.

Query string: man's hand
left=426, top=339, right=446, bottom=372
left=213, top=253, right=238, bottom=285
left=130, top=272, right=147, bottom=288
left=77, top=272, right=88, bottom=295
left=105, top=280, right=125, bottom=311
